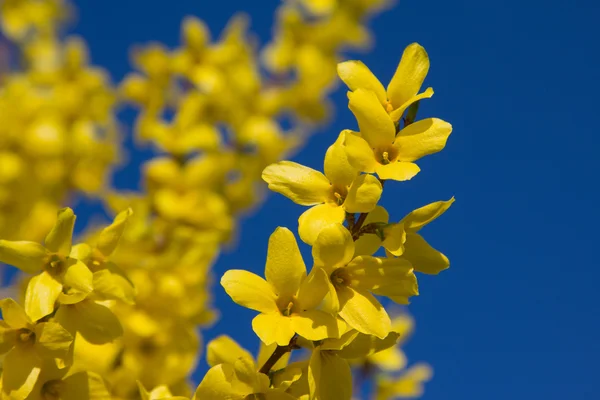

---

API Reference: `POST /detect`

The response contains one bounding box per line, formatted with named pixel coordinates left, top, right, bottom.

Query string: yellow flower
left=262, top=132, right=382, bottom=244
left=0, top=298, right=73, bottom=400
left=338, top=43, right=434, bottom=122
left=355, top=199, right=455, bottom=275
left=0, top=207, right=93, bottom=320
left=70, top=208, right=136, bottom=305
left=195, top=335, right=299, bottom=400
left=343, top=91, right=452, bottom=181
left=221, top=227, right=343, bottom=346
left=21, top=365, right=111, bottom=400
left=312, top=224, right=418, bottom=338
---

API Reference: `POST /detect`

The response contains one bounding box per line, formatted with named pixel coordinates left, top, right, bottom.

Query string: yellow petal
left=206, top=335, right=254, bottom=368
left=319, top=330, right=360, bottom=351
left=348, top=89, right=395, bottom=149
left=395, top=118, right=452, bottom=162
left=25, top=271, right=62, bottom=321
left=323, top=132, right=358, bottom=187
left=343, top=130, right=378, bottom=173
left=389, top=87, right=434, bottom=122
left=61, top=259, right=93, bottom=295
left=69, top=243, right=92, bottom=263
left=382, top=223, right=407, bottom=256
left=296, top=268, right=330, bottom=311
left=54, top=300, right=123, bottom=345
left=387, top=43, right=430, bottom=109
left=34, top=321, right=73, bottom=361
left=343, top=174, right=382, bottom=213
left=0, top=240, right=47, bottom=273
left=96, top=208, right=133, bottom=257
left=252, top=313, right=294, bottom=346
left=265, top=227, right=306, bottom=301
left=368, top=346, right=407, bottom=371
left=194, top=364, right=244, bottom=399
left=221, top=270, right=278, bottom=314
left=354, top=206, right=389, bottom=256
left=1, top=346, right=41, bottom=400
left=337, top=331, right=400, bottom=359
left=91, top=267, right=136, bottom=304
left=312, top=224, right=354, bottom=272
left=0, top=298, right=32, bottom=329
left=344, top=256, right=414, bottom=292
left=402, top=232, right=450, bottom=275
left=291, top=310, right=342, bottom=341
left=262, top=161, right=331, bottom=206
left=45, top=207, right=76, bottom=256
left=337, top=60, right=387, bottom=104
left=400, top=197, right=455, bottom=232
left=298, top=204, right=345, bottom=245
left=62, top=371, right=111, bottom=400
left=375, top=162, right=420, bottom=181
left=338, top=286, right=391, bottom=338
left=309, top=349, right=352, bottom=400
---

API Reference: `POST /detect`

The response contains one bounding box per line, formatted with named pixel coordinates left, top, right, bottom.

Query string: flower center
left=45, top=253, right=67, bottom=275
left=281, top=301, right=294, bottom=316
left=329, top=185, right=348, bottom=206
left=17, top=328, right=36, bottom=345
left=41, top=379, right=64, bottom=400
left=330, top=268, right=349, bottom=288
left=375, top=145, right=399, bottom=165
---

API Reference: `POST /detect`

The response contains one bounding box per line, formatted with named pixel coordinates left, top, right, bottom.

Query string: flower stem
left=258, top=335, right=298, bottom=375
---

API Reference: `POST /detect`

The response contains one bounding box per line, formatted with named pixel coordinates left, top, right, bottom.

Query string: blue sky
left=17, top=0, right=600, bottom=399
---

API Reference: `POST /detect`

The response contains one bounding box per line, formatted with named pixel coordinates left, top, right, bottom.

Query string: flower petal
left=395, top=118, right=452, bottom=162
left=61, top=259, right=93, bottom=295
left=262, top=161, right=331, bottom=206
left=252, top=313, right=294, bottom=346
left=265, top=227, right=306, bottom=301
left=0, top=298, right=32, bottom=329
left=354, top=206, right=389, bottom=256
left=382, top=223, right=407, bottom=256
left=34, top=321, right=73, bottom=362
left=221, top=270, right=278, bottom=314
left=312, top=224, right=354, bottom=272
left=309, top=349, right=352, bottom=400
left=389, top=87, right=434, bottom=122
left=25, top=271, right=62, bottom=321
left=337, top=60, right=387, bottom=104
left=338, top=286, right=391, bottom=338
left=400, top=197, right=455, bottom=232
left=344, top=256, right=415, bottom=295
left=336, top=331, right=400, bottom=360
left=343, top=130, right=378, bottom=173
left=296, top=267, right=330, bottom=311
left=323, top=132, right=358, bottom=187
left=45, top=207, right=76, bottom=256
left=343, top=174, right=382, bottom=213
left=54, top=300, right=123, bottom=345
left=95, top=208, right=133, bottom=257
left=91, top=265, right=136, bottom=304
left=375, top=162, right=420, bottom=181
left=291, top=310, right=343, bottom=341
left=194, top=364, right=244, bottom=399
left=206, top=335, right=254, bottom=368
left=387, top=43, right=429, bottom=109
left=62, top=371, right=112, bottom=400
left=298, top=204, right=345, bottom=245
left=1, top=346, right=41, bottom=400
left=402, top=232, right=450, bottom=275
left=348, top=89, right=396, bottom=149
left=0, top=241, right=47, bottom=273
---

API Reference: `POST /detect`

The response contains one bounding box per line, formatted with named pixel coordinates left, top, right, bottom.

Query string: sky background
left=7, top=0, right=600, bottom=399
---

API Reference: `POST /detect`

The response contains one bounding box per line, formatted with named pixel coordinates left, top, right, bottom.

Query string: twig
left=258, top=335, right=298, bottom=375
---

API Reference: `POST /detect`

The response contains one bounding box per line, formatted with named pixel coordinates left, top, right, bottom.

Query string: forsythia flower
left=221, top=227, right=343, bottom=345
left=313, top=224, right=418, bottom=338
left=0, top=208, right=93, bottom=321
left=343, top=94, right=452, bottom=181
left=262, top=133, right=382, bottom=244
left=338, top=43, right=434, bottom=123
left=356, top=199, right=454, bottom=274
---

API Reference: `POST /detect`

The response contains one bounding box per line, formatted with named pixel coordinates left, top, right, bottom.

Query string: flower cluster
left=210, top=42, right=454, bottom=399
left=0, top=1, right=452, bottom=399
left=0, top=0, right=119, bottom=242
